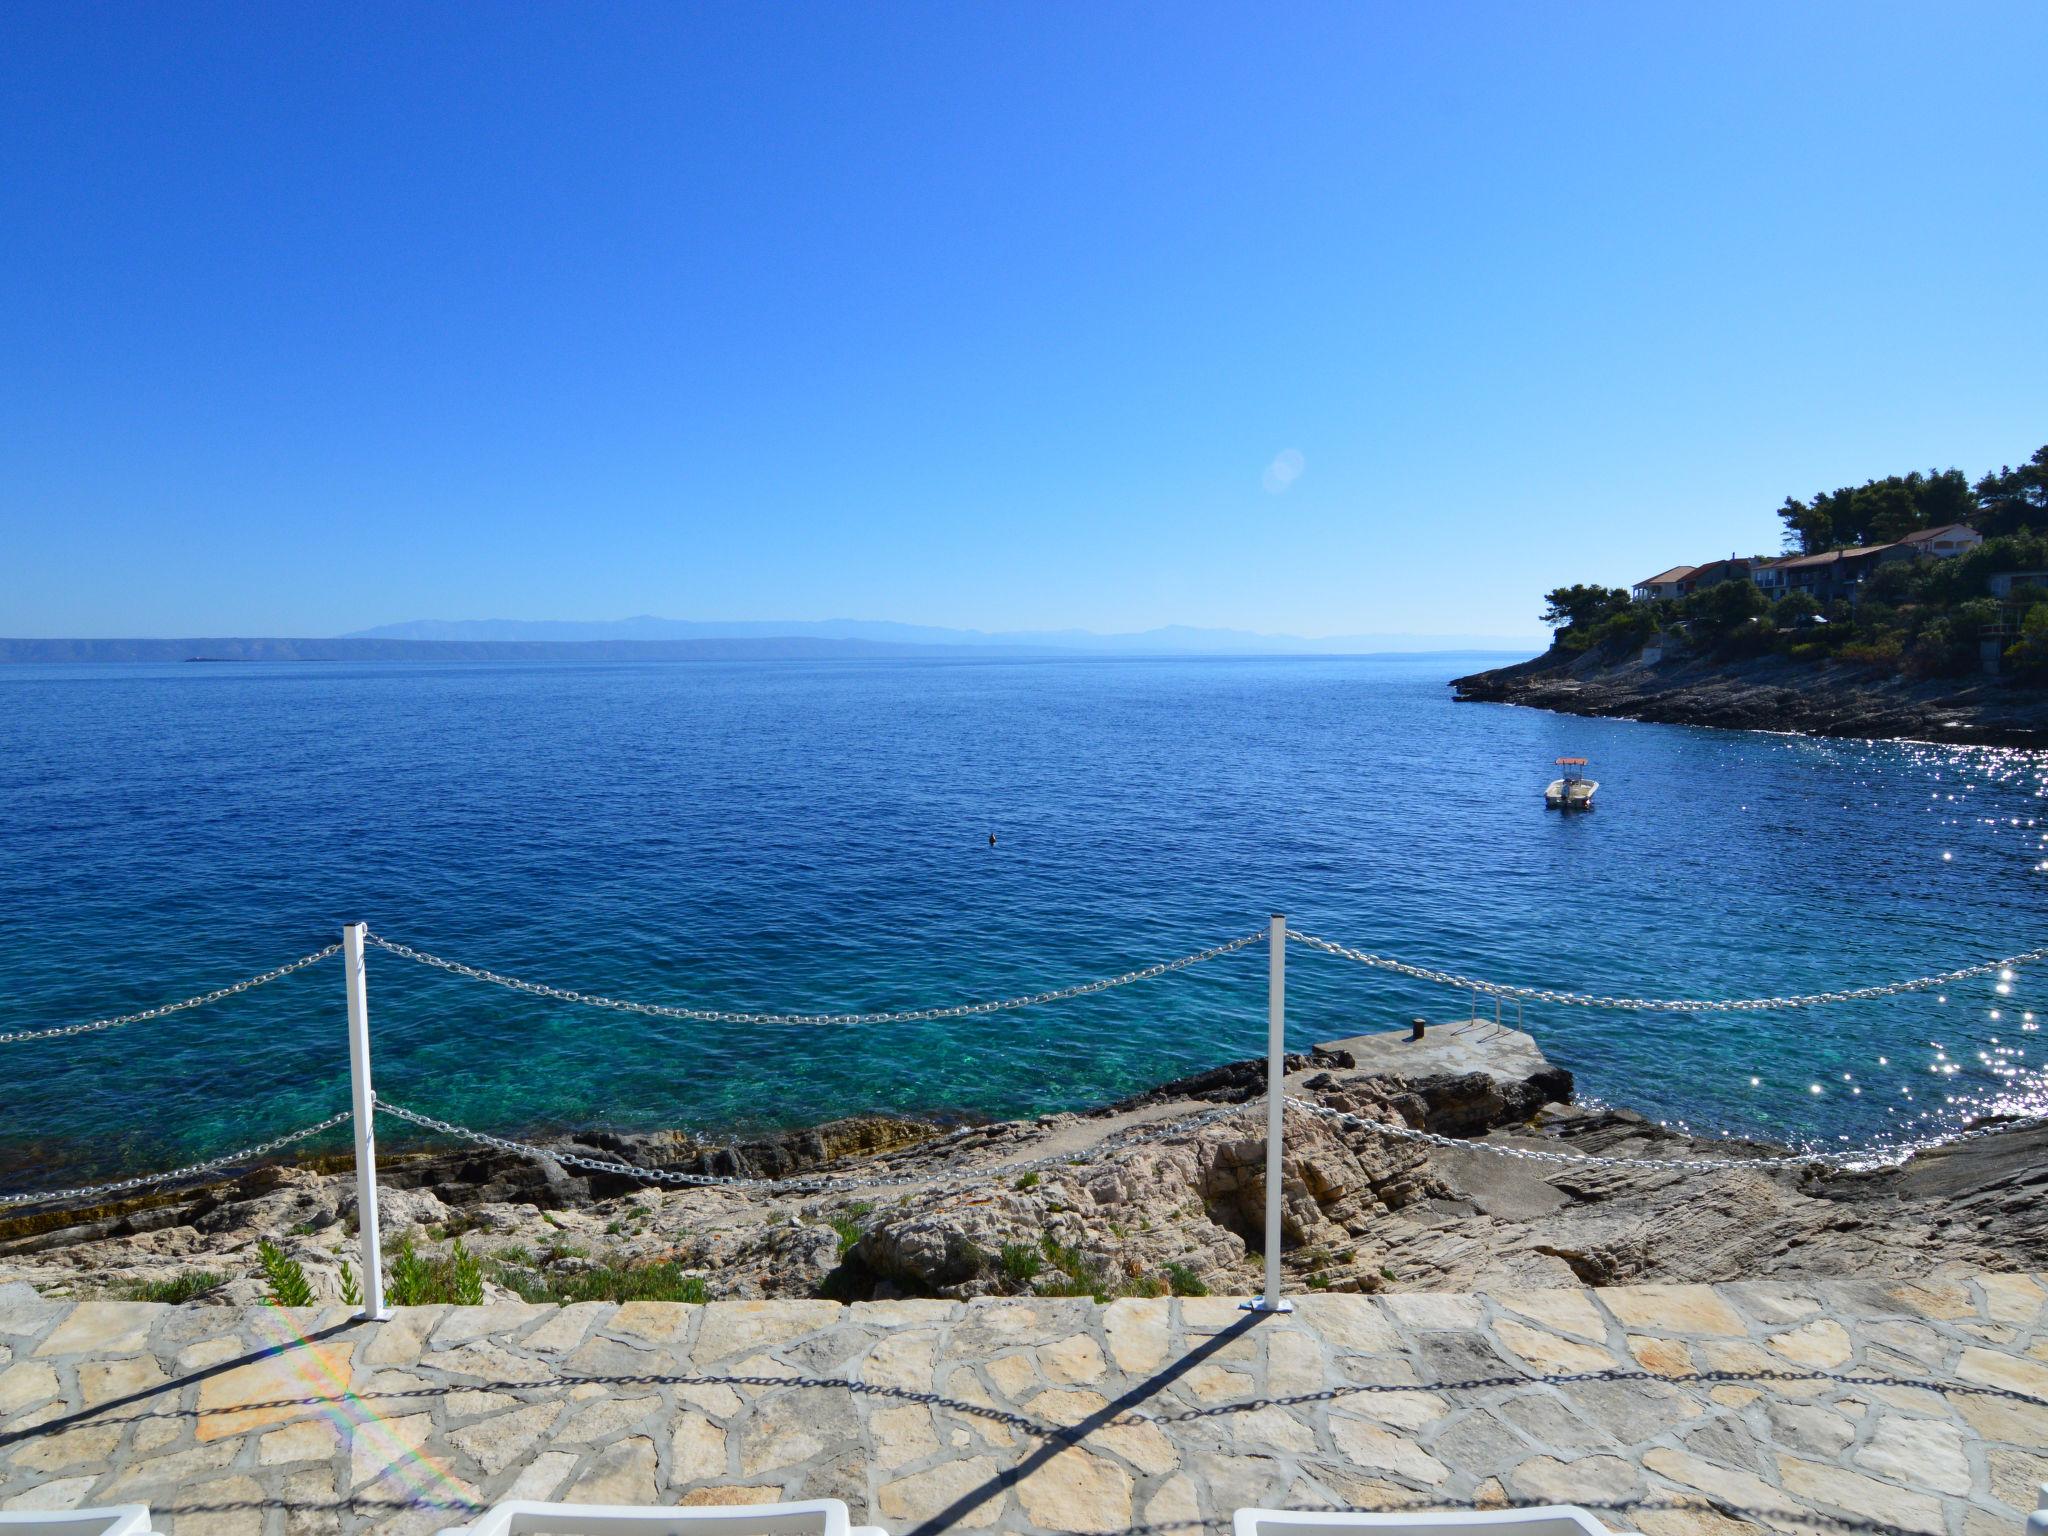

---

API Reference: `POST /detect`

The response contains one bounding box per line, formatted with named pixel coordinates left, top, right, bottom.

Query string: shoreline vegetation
left=4, top=1041, right=2042, bottom=1310
left=1455, top=443, right=2048, bottom=744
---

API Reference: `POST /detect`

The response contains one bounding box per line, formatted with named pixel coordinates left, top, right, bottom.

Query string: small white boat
left=1544, top=756, right=1597, bottom=810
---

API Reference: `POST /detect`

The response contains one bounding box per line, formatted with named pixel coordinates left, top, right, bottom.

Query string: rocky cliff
left=1452, top=645, right=2048, bottom=746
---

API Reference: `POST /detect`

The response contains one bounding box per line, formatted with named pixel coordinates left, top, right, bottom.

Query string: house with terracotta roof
left=1631, top=565, right=1695, bottom=602
left=1682, top=556, right=1755, bottom=593
left=1762, top=544, right=1914, bottom=604
left=1898, top=522, right=1982, bottom=558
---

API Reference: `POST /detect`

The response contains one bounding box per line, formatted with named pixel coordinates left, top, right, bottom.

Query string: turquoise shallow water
left=2, top=653, right=2044, bottom=1191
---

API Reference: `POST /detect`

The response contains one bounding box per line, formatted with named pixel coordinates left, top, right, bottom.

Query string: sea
left=2, top=654, right=2044, bottom=1192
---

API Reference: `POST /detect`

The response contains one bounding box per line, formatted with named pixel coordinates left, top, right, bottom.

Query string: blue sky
left=3, top=2, right=2044, bottom=640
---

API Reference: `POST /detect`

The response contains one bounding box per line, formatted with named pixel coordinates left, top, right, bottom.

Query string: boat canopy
left=1555, top=757, right=1588, bottom=765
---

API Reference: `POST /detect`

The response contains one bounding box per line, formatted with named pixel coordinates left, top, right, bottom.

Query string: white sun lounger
left=2026, top=1483, right=2046, bottom=1536
left=437, top=1499, right=885, bottom=1536
left=0, top=1510, right=158, bottom=1536
left=1234, top=1509, right=1634, bottom=1536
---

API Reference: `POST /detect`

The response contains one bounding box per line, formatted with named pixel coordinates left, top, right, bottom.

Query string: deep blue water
left=3, top=654, right=2044, bottom=1191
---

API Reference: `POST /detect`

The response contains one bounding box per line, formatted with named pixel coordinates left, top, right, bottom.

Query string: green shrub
left=386, top=1234, right=435, bottom=1305
left=384, top=1233, right=484, bottom=1306
left=256, top=1240, right=313, bottom=1308
left=547, top=1263, right=707, bottom=1304
left=1164, top=1262, right=1208, bottom=1297
left=1038, top=1274, right=1106, bottom=1299
left=1836, top=632, right=1904, bottom=668
left=486, top=1257, right=708, bottom=1305
left=998, top=1242, right=1042, bottom=1285
left=124, top=1271, right=227, bottom=1304
left=451, top=1240, right=484, bottom=1306
left=1039, top=1235, right=1110, bottom=1301
left=2006, top=602, right=2048, bottom=677
left=829, top=1215, right=864, bottom=1258
left=1014, top=1172, right=1040, bottom=1191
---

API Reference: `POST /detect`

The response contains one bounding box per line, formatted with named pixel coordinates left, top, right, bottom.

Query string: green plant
left=451, top=1240, right=484, bottom=1306
left=1306, top=1273, right=1330, bottom=1290
left=1014, top=1172, right=1040, bottom=1191
left=385, top=1234, right=488, bottom=1305
left=339, top=1262, right=361, bottom=1308
left=1164, top=1262, right=1207, bottom=1298
left=998, top=1242, right=1043, bottom=1285
left=1039, top=1235, right=1110, bottom=1301
left=488, top=1263, right=551, bottom=1304
left=386, top=1233, right=435, bottom=1305
left=1038, top=1274, right=1105, bottom=1299
left=482, top=1253, right=707, bottom=1305
left=256, top=1239, right=313, bottom=1308
left=123, top=1271, right=226, bottom=1303
left=828, top=1214, right=865, bottom=1258
left=550, top=1262, right=708, bottom=1304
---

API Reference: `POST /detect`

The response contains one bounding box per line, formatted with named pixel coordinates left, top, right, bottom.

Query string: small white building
left=1899, top=523, right=1983, bottom=559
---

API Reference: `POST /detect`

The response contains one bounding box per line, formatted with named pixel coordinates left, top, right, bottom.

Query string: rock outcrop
left=1452, top=645, right=2048, bottom=746
left=3, top=1048, right=2043, bottom=1309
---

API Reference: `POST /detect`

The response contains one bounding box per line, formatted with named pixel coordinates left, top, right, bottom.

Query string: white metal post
left=343, top=923, right=391, bottom=1319
left=1244, top=913, right=1293, bottom=1313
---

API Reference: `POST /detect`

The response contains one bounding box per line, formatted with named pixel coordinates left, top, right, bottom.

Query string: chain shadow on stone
left=8, top=1352, right=2041, bottom=1454
left=128, top=1490, right=1970, bottom=1536
left=0, top=1314, right=360, bottom=1450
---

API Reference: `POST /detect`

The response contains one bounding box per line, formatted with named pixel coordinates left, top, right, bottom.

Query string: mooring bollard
left=343, top=923, right=392, bottom=1319
left=1243, top=913, right=1293, bottom=1313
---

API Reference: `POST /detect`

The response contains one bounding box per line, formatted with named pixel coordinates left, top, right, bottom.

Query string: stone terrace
left=1, top=1274, right=2044, bottom=1536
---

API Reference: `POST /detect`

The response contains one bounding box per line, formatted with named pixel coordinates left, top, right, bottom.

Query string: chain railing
left=0, top=943, right=341, bottom=1045
left=5, top=916, right=2045, bottom=1318
left=1288, top=928, right=2048, bottom=1013
left=0, top=1111, right=353, bottom=1209
left=362, top=929, right=1265, bottom=1025
left=376, top=1096, right=1255, bottom=1195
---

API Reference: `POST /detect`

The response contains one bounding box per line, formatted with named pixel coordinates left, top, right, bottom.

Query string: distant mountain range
left=0, top=617, right=1544, bottom=663
left=344, top=616, right=1542, bottom=653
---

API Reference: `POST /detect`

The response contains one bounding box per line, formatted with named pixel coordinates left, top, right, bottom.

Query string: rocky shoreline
left=1451, top=646, right=2048, bottom=746
left=5, top=1037, right=2043, bottom=1309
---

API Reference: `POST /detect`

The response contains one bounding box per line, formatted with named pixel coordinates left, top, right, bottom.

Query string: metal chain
left=363, top=930, right=1264, bottom=1025
left=1289, top=1095, right=2048, bottom=1173
left=0, top=944, right=343, bottom=1046
left=375, top=1097, right=1255, bottom=1194
left=1288, top=928, right=2048, bottom=1014
left=0, top=1111, right=354, bottom=1209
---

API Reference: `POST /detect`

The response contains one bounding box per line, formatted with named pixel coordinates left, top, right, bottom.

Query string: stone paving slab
left=0, top=1274, right=2043, bottom=1536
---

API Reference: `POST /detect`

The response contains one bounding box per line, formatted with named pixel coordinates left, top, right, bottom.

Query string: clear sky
left=4, top=1, right=2044, bottom=640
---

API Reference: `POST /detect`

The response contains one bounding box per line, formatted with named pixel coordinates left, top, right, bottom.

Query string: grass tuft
left=998, top=1242, right=1042, bottom=1285
left=123, top=1271, right=227, bottom=1304
left=1164, top=1262, right=1208, bottom=1297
